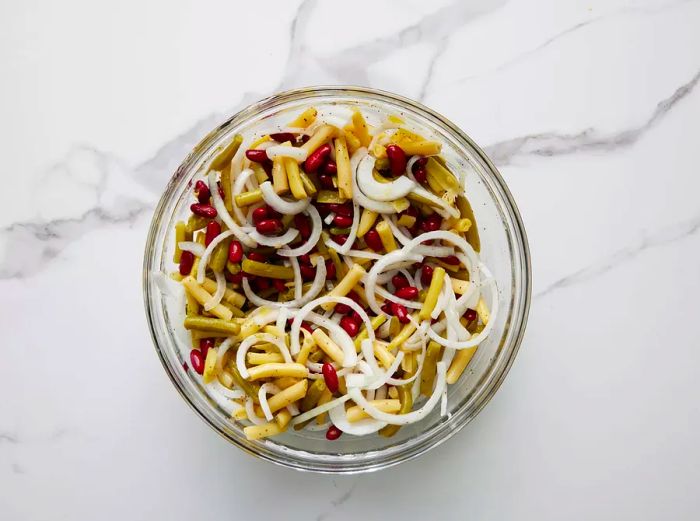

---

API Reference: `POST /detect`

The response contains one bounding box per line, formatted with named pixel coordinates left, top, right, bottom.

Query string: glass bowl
left=143, top=86, right=531, bottom=473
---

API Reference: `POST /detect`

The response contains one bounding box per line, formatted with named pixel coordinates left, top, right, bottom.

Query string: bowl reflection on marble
left=143, top=86, right=531, bottom=473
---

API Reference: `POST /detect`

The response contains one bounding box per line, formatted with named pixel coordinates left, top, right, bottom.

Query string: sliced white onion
left=259, top=181, right=310, bottom=215
left=241, top=257, right=326, bottom=309
left=413, top=186, right=460, bottom=219
left=196, top=230, right=235, bottom=284
left=350, top=148, right=397, bottom=214
left=323, top=212, right=336, bottom=225
left=345, top=249, right=383, bottom=260
left=290, top=257, right=302, bottom=300
left=248, top=228, right=299, bottom=248
left=264, top=145, right=308, bottom=161
left=328, top=403, right=387, bottom=436
left=374, top=285, right=422, bottom=310
left=277, top=206, right=322, bottom=257
left=203, top=269, right=226, bottom=311
left=275, top=307, right=289, bottom=332
left=236, top=333, right=293, bottom=379
left=348, top=362, right=447, bottom=425
left=232, top=168, right=255, bottom=224
left=356, top=154, right=416, bottom=201
left=208, top=379, right=245, bottom=400
left=386, top=340, right=427, bottom=386
left=178, top=241, right=206, bottom=257
left=405, top=155, right=423, bottom=177
left=383, top=216, right=454, bottom=257
left=208, top=170, right=257, bottom=248
left=290, top=394, right=352, bottom=426
left=245, top=397, right=266, bottom=425
left=258, top=383, right=281, bottom=421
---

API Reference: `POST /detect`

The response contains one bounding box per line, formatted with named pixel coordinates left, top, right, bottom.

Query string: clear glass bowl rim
left=143, top=85, right=532, bottom=474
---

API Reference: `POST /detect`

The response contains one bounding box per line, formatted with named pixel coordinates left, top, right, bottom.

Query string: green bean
left=210, top=134, right=243, bottom=171
left=186, top=214, right=209, bottom=233
left=456, top=195, right=481, bottom=252
left=241, top=259, right=294, bottom=280
left=209, top=237, right=231, bottom=272
left=184, top=316, right=240, bottom=335
left=379, top=385, right=412, bottom=438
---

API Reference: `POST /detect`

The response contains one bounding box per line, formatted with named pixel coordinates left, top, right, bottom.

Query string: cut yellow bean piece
left=202, top=347, right=218, bottom=384
left=326, top=246, right=346, bottom=281
left=357, top=208, right=378, bottom=238
left=296, top=332, right=316, bottom=366
left=218, top=370, right=234, bottom=388
left=299, top=172, right=318, bottom=196
left=388, top=320, right=417, bottom=351
left=388, top=316, right=400, bottom=337
left=396, top=214, right=416, bottom=228
left=173, top=221, right=187, bottom=263
left=183, top=316, right=239, bottom=335
left=284, top=155, right=307, bottom=199
left=251, top=162, right=268, bottom=184
left=419, top=267, right=446, bottom=320
left=301, top=125, right=335, bottom=154
left=315, top=388, right=334, bottom=424
left=244, top=421, right=284, bottom=440
left=247, top=352, right=284, bottom=365
left=220, top=164, right=233, bottom=212
left=391, top=198, right=410, bottom=213
left=201, top=277, right=245, bottom=308
left=388, top=386, right=399, bottom=399
left=476, top=297, right=491, bottom=324
left=241, top=259, right=294, bottom=280
left=301, top=379, right=327, bottom=412
left=320, top=264, right=367, bottom=311
left=334, top=135, right=352, bottom=200
left=401, top=351, right=416, bottom=373
left=373, top=341, right=395, bottom=369
left=311, top=329, right=345, bottom=366
left=452, top=218, right=472, bottom=233
left=182, top=277, right=233, bottom=321
left=273, top=376, right=300, bottom=390
left=275, top=409, right=292, bottom=430
left=450, top=277, right=471, bottom=295
left=420, top=341, right=442, bottom=396
left=344, top=128, right=362, bottom=154
left=267, top=379, right=308, bottom=413
left=446, top=347, right=477, bottom=384
left=399, top=140, right=442, bottom=156
left=246, top=363, right=308, bottom=381
left=354, top=315, right=387, bottom=352
left=271, top=155, right=289, bottom=195
left=234, top=188, right=263, bottom=208
left=170, top=272, right=184, bottom=282
left=232, top=405, right=248, bottom=421
left=351, top=110, right=372, bottom=147
left=186, top=214, right=209, bottom=233
left=375, top=220, right=397, bottom=252
left=288, top=107, right=317, bottom=128
left=347, top=399, right=401, bottom=422
left=456, top=195, right=480, bottom=252
left=210, top=134, right=243, bottom=171
left=316, top=190, right=345, bottom=204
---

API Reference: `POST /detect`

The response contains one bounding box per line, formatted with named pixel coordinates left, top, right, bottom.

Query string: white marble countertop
left=2, top=0, right=699, bottom=519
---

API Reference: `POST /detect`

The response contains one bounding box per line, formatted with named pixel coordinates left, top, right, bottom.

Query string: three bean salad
left=171, top=104, right=497, bottom=441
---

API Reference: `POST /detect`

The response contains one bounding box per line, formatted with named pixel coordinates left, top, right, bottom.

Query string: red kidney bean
left=420, top=265, right=434, bottom=286
left=300, top=134, right=311, bottom=144
left=391, top=274, right=409, bottom=290
left=381, top=302, right=392, bottom=315
left=269, top=132, right=295, bottom=143
left=255, top=219, right=283, bottom=235
left=262, top=159, right=273, bottom=176
left=333, top=214, right=353, bottom=228
left=364, top=229, right=382, bottom=251
left=464, top=308, right=478, bottom=322
left=199, top=338, right=214, bottom=359
left=350, top=310, right=362, bottom=323
left=252, top=206, right=269, bottom=224
left=245, top=149, right=268, bottom=163
left=334, top=302, right=351, bottom=314
left=190, top=349, right=205, bottom=375
left=301, top=322, right=313, bottom=333
left=395, top=286, right=419, bottom=300
left=346, top=291, right=361, bottom=304
left=190, top=203, right=217, bottom=219
left=205, top=221, right=221, bottom=246
left=318, top=174, right=335, bottom=189
left=299, top=254, right=312, bottom=265
left=340, top=316, right=360, bottom=337
left=325, top=259, right=336, bottom=279
left=247, top=251, right=266, bottom=262
left=255, top=277, right=270, bottom=291
left=413, top=157, right=428, bottom=171
left=329, top=203, right=352, bottom=217
left=421, top=214, right=442, bottom=232
left=179, top=250, right=194, bottom=275
left=322, top=362, right=339, bottom=393
left=385, top=144, right=407, bottom=177
left=217, top=181, right=225, bottom=199
left=300, top=264, right=316, bottom=281
left=333, top=234, right=348, bottom=245
left=294, top=214, right=311, bottom=240
left=442, top=255, right=460, bottom=266
left=228, top=240, right=243, bottom=263
left=413, top=166, right=427, bottom=184
left=326, top=425, right=342, bottom=441
left=322, top=160, right=337, bottom=175
left=194, top=180, right=210, bottom=203
left=304, top=143, right=332, bottom=174
left=403, top=205, right=419, bottom=218
left=390, top=302, right=410, bottom=324
left=273, top=279, right=287, bottom=293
